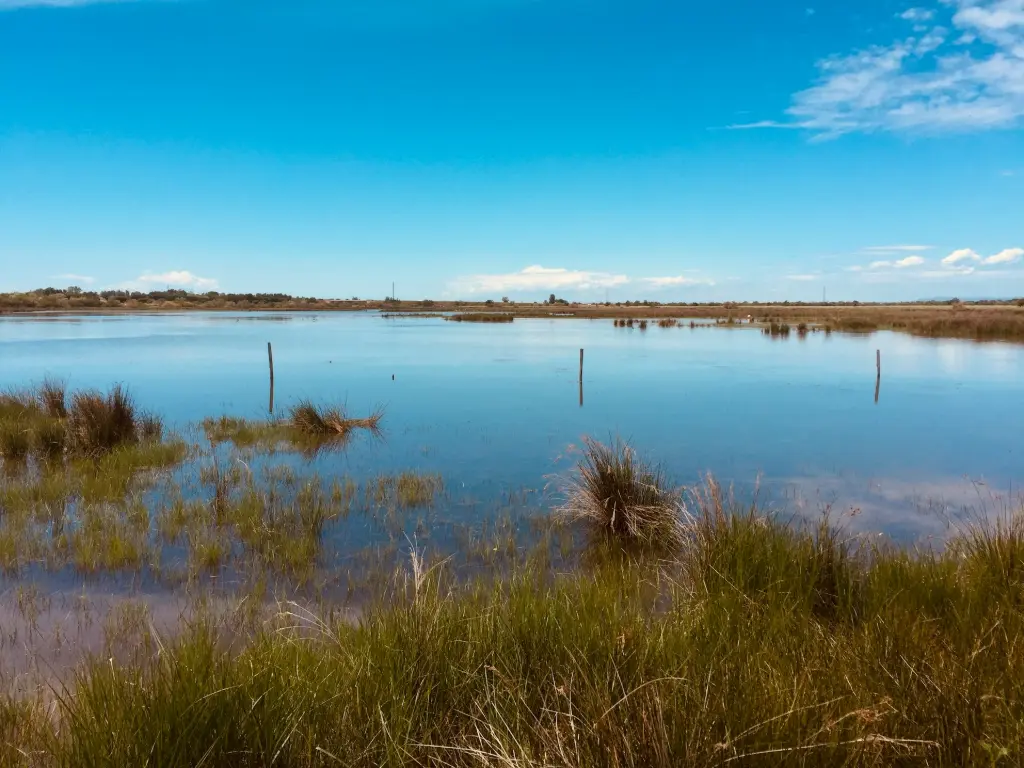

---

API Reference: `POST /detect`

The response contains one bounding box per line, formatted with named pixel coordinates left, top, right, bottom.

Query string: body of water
left=2, top=311, right=1022, bottom=540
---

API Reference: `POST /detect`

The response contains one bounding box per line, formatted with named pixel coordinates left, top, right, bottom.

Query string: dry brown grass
left=289, top=400, right=384, bottom=437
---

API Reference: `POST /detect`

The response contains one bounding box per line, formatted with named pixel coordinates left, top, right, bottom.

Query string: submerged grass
left=7, top=492, right=1024, bottom=767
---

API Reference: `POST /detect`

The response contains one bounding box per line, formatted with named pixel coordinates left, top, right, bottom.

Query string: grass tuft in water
left=67, top=385, right=139, bottom=455
left=290, top=400, right=383, bottom=438
left=561, top=437, right=683, bottom=549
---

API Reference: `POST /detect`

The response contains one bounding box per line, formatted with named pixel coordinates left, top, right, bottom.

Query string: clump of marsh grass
left=446, top=313, right=514, bottom=323
left=657, top=318, right=678, bottom=328
left=763, top=321, right=791, bottom=337
left=138, top=413, right=164, bottom=442
left=67, top=385, right=139, bottom=456
left=38, top=377, right=67, bottom=419
left=289, top=400, right=383, bottom=438
left=560, top=437, right=683, bottom=549
left=0, top=424, right=31, bottom=462
left=32, top=418, right=67, bottom=462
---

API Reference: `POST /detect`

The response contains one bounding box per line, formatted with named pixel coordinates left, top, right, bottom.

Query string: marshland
left=1, top=311, right=1023, bottom=766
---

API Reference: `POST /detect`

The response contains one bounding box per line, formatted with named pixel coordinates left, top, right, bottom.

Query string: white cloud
left=0, top=0, right=128, bottom=7
left=450, top=265, right=717, bottom=294
left=900, top=7, right=935, bottom=22
left=894, top=255, right=926, bottom=267
left=640, top=275, right=715, bottom=288
left=862, top=244, right=933, bottom=253
left=730, top=0, right=1024, bottom=137
left=786, top=274, right=820, bottom=281
left=115, top=270, right=219, bottom=292
left=938, top=246, right=1022, bottom=268
left=844, top=265, right=865, bottom=272
left=453, top=265, right=629, bottom=294
left=983, top=246, right=1024, bottom=264
left=53, top=273, right=95, bottom=284
left=867, top=255, right=926, bottom=269
left=922, top=266, right=976, bottom=276
left=942, top=247, right=983, bottom=264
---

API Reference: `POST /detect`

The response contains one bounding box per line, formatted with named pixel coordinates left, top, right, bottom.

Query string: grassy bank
left=3, top=492, right=1023, bottom=766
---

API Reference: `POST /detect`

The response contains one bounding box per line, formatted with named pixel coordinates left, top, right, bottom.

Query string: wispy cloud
left=786, top=274, right=820, bottom=281
left=450, top=265, right=714, bottom=295
left=0, top=0, right=129, bottom=8
left=730, top=0, right=1024, bottom=137
left=900, top=7, right=935, bottom=22
left=52, top=273, right=95, bottom=285
left=922, top=265, right=977, bottom=277
left=452, top=265, right=629, bottom=294
left=862, top=244, right=933, bottom=253
left=640, top=275, right=715, bottom=288
left=115, top=270, right=219, bottom=292
left=867, top=255, right=927, bottom=269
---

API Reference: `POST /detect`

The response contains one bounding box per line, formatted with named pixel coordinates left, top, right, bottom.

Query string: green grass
left=368, top=471, right=444, bottom=509
left=7, top=496, right=1023, bottom=767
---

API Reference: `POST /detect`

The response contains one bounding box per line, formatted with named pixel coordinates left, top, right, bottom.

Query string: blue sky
left=1, top=0, right=1022, bottom=301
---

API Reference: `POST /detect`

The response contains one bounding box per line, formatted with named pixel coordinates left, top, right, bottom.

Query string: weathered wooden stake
left=874, top=349, right=881, bottom=404
left=579, top=348, right=584, bottom=383
left=268, top=342, right=275, bottom=414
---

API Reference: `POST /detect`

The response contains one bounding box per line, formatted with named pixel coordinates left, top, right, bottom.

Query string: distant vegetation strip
left=4, top=286, right=1024, bottom=341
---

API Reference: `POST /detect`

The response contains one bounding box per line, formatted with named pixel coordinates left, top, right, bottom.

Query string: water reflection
left=0, top=311, right=1021, bottom=542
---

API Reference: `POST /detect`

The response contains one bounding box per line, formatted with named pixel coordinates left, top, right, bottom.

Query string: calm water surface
left=2, top=311, right=1022, bottom=541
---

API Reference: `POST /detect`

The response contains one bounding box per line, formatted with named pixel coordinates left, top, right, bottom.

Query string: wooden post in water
left=268, top=342, right=275, bottom=414
left=874, top=349, right=881, bottom=404
left=579, top=348, right=584, bottom=383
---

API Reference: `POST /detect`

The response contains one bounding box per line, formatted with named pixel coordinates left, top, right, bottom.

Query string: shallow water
left=1, top=310, right=1022, bottom=542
